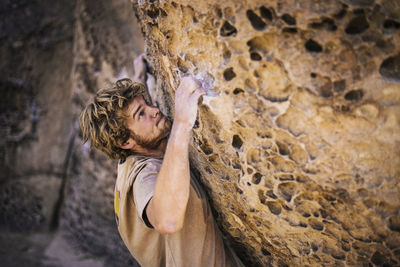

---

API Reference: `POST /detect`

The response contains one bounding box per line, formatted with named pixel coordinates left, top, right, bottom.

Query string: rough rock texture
left=1, top=0, right=142, bottom=265
left=134, top=0, right=400, bottom=266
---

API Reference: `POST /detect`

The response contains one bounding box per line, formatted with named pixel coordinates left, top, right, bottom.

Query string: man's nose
left=149, top=106, right=160, bottom=118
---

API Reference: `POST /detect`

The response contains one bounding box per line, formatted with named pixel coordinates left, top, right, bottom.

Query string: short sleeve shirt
left=114, top=155, right=244, bottom=267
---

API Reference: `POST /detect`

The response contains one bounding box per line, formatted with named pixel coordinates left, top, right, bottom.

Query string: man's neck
left=134, top=138, right=167, bottom=158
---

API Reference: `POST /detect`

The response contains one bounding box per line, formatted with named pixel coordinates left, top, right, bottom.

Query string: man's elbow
left=154, top=219, right=183, bottom=235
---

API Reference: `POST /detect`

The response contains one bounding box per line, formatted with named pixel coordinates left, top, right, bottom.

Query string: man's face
left=124, top=96, right=171, bottom=149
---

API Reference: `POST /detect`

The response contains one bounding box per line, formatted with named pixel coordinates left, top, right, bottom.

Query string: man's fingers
left=179, top=77, right=202, bottom=94
left=193, top=87, right=206, bottom=97
left=190, top=87, right=206, bottom=103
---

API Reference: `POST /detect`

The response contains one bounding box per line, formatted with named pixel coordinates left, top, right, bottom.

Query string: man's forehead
left=127, top=95, right=146, bottom=112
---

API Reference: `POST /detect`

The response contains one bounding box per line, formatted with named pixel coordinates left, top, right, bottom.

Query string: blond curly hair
left=79, top=78, right=151, bottom=160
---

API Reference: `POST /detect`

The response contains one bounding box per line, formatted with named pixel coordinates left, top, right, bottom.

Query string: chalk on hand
left=194, top=72, right=219, bottom=97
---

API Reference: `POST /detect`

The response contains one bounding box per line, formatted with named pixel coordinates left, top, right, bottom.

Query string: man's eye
left=139, top=111, right=144, bottom=118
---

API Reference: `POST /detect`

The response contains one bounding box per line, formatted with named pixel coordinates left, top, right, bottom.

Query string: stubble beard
left=131, top=117, right=172, bottom=150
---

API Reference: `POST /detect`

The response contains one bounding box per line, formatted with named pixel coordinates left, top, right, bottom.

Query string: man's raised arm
left=146, top=77, right=205, bottom=234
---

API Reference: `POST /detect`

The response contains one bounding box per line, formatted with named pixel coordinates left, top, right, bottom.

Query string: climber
left=79, top=54, right=244, bottom=267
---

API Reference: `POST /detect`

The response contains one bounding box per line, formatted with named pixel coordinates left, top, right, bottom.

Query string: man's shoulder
left=118, top=155, right=162, bottom=184
left=119, top=155, right=162, bottom=168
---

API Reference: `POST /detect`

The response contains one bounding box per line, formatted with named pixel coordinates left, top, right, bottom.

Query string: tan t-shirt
left=114, top=155, right=244, bottom=267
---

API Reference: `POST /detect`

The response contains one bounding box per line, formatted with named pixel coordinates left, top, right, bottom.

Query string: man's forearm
left=150, top=122, right=192, bottom=233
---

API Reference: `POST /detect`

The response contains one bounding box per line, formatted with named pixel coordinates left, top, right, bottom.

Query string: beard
left=131, top=117, right=172, bottom=150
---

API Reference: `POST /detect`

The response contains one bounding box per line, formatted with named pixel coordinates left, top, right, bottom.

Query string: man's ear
left=119, top=137, right=136, bottom=150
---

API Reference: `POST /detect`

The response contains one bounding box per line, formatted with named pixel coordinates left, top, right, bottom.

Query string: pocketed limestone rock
left=133, top=0, right=400, bottom=265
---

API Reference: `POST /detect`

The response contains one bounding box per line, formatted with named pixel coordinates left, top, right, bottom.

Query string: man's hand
left=133, top=54, right=147, bottom=83
left=173, top=77, right=205, bottom=129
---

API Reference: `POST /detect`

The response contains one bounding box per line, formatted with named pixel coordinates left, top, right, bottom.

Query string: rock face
left=134, top=1, right=400, bottom=266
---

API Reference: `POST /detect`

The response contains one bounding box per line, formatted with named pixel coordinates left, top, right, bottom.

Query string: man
left=79, top=55, right=244, bottom=266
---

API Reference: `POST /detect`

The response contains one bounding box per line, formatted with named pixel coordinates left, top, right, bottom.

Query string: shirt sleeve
left=132, top=160, right=160, bottom=228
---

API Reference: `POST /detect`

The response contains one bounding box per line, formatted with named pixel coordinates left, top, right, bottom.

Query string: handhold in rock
left=379, top=54, right=400, bottom=82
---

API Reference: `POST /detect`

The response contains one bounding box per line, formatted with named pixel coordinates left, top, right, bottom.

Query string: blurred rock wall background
left=1, top=0, right=143, bottom=266
left=134, top=0, right=400, bottom=266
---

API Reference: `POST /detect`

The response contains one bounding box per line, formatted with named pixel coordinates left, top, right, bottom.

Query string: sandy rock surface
left=133, top=0, right=400, bottom=266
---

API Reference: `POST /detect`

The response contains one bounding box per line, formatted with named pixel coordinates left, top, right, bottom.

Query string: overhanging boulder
left=133, top=1, right=400, bottom=266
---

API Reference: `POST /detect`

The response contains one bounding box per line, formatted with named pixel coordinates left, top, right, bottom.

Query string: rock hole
left=281, top=14, right=296, bottom=25
left=223, top=48, right=231, bottom=62
left=266, top=201, right=282, bottom=215
left=258, top=189, right=266, bottom=204
left=200, top=139, right=213, bottom=155
left=319, top=209, right=328, bottom=218
left=341, top=243, right=350, bottom=252
left=146, top=7, right=160, bottom=19
left=266, top=190, right=277, bottom=199
left=334, top=5, right=347, bottom=19
left=344, top=89, right=364, bottom=102
left=282, top=203, right=292, bottom=211
left=232, top=135, right=243, bottom=150
left=305, top=39, right=323, bottom=53
left=334, top=105, right=350, bottom=113
left=302, top=212, right=311, bottom=218
left=318, top=82, right=333, bottom=98
left=276, top=141, right=290, bottom=155
left=160, top=9, right=167, bottom=17
left=192, top=16, right=198, bottom=23
left=371, top=251, right=386, bottom=265
left=282, top=27, right=298, bottom=34
left=233, top=88, right=244, bottom=95
left=247, top=168, right=253, bottom=174
left=299, top=222, right=307, bottom=228
left=354, top=7, right=367, bottom=14
left=246, top=10, right=267, bottom=31
left=220, top=21, right=237, bottom=37
left=388, top=216, right=400, bottom=232
left=278, top=182, right=296, bottom=202
left=205, top=167, right=212, bottom=174
left=259, top=6, right=273, bottom=21
left=345, top=15, right=369, bottom=34
left=232, top=159, right=241, bottom=170
left=310, top=72, right=317, bottom=78
left=331, top=250, right=345, bottom=260
left=252, top=173, right=262, bottom=184
left=309, top=218, right=324, bottom=231
left=261, top=248, right=271, bottom=256
left=379, top=54, right=400, bottom=82
left=383, top=19, right=400, bottom=29
left=311, top=243, right=319, bottom=252
left=257, top=131, right=272, bottom=138
left=295, top=175, right=310, bottom=183
left=263, top=95, right=289, bottom=103
left=247, top=182, right=251, bottom=186
left=237, top=187, right=243, bottom=194
left=253, top=70, right=260, bottom=78
left=333, top=79, right=346, bottom=92
left=279, top=174, right=294, bottom=181
left=322, top=192, right=336, bottom=202
left=223, top=67, right=236, bottom=81
left=313, top=211, right=319, bottom=217
left=250, top=51, right=262, bottom=61
left=215, top=7, right=222, bottom=18
left=309, top=18, right=337, bottom=31
left=194, top=120, right=200, bottom=129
